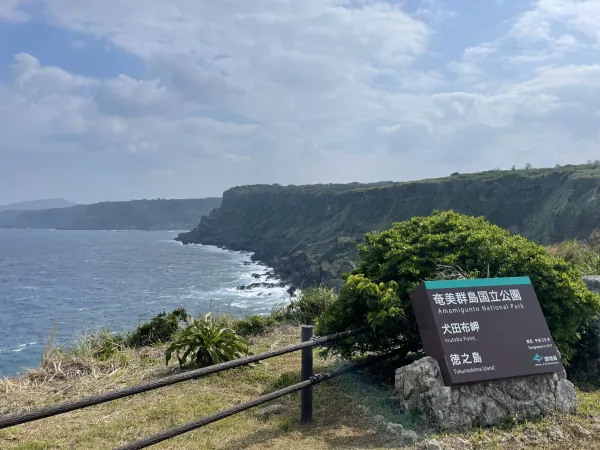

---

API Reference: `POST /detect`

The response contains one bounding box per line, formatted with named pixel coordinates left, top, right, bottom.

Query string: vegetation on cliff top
left=315, top=211, right=600, bottom=365
left=177, top=162, right=600, bottom=288
left=0, top=197, right=222, bottom=231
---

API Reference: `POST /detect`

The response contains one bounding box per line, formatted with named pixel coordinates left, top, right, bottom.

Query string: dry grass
left=546, top=239, right=600, bottom=275
left=1, top=326, right=600, bottom=450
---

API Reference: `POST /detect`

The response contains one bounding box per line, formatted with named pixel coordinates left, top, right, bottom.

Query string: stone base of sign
left=394, top=356, right=576, bottom=431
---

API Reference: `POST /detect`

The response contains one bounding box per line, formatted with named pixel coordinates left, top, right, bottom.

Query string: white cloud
left=1, top=0, right=600, bottom=202
left=0, top=54, right=268, bottom=160
left=93, top=75, right=183, bottom=118
left=11, top=53, right=95, bottom=95
left=510, top=0, right=600, bottom=45
left=449, top=1, right=600, bottom=83
left=381, top=60, right=600, bottom=159
left=447, top=42, right=499, bottom=82
left=0, top=0, right=32, bottom=22
left=412, top=0, right=457, bottom=24
left=38, top=0, right=430, bottom=124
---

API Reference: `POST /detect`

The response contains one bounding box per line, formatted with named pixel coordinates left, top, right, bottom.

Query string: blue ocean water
left=0, top=229, right=289, bottom=378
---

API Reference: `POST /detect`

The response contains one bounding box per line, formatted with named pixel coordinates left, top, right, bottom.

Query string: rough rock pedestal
left=395, top=356, right=577, bottom=431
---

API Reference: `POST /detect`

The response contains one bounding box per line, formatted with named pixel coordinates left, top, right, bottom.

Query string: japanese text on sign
left=432, top=289, right=522, bottom=306
left=450, top=352, right=483, bottom=366
left=442, top=321, right=480, bottom=334
left=526, top=337, right=551, bottom=344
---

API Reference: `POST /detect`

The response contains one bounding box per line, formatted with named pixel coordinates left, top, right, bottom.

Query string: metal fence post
left=300, top=325, right=314, bottom=424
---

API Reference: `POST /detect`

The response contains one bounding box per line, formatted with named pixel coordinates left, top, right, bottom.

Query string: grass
left=271, top=286, right=337, bottom=325
left=1, top=326, right=600, bottom=449
left=546, top=239, right=600, bottom=276
left=0, top=326, right=405, bottom=449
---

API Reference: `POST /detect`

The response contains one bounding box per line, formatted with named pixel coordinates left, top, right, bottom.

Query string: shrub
left=166, top=313, right=251, bottom=368
left=127, top=308, right=188, bottom=348
left=317, top=210, right=600, bottom=364
left=72, top=329, right=128, bottom=361
left=273, top=286, right=337, bottom=325
left=589, top=228, right=600, bottom=252
left=232, top=314, right=278, bottom=337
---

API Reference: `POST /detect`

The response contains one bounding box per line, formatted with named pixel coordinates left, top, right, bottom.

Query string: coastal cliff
left=176, top=164, right=600, bottom=288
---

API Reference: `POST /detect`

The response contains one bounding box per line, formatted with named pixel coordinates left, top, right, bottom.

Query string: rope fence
left=0, top=325, right=401, bottom=450
left=0, top=327, right=369, bottom=429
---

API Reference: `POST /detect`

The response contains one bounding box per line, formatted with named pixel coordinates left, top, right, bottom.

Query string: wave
left=8, top=341, right=40, bottom=353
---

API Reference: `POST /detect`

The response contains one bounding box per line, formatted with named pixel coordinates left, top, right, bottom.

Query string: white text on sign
left=442, top=321, right=480, bottom=334
left=450, top=352, right=483, bottom=366
left=432, top=289, right=522, bottom=306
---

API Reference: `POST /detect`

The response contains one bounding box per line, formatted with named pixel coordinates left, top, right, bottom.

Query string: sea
left=0, top=229, right=290, bottom=378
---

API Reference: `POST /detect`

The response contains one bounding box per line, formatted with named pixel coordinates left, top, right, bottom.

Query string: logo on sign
left=532, top=354, right=543, bottom=363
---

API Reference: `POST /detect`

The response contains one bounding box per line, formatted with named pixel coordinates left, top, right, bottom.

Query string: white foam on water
left=1, top=340, right=41, bottom=356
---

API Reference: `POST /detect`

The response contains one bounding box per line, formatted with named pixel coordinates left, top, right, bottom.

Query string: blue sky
left=1, top=0, right=599, bottom=204
left=0, top=21, right=144, bottom=80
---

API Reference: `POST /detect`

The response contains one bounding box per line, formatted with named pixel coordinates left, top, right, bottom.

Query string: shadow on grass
left=217, top=425, right=410, bottom=450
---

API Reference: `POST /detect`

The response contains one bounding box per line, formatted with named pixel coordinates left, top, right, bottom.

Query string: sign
left=409, top=276, right=563, bottom=385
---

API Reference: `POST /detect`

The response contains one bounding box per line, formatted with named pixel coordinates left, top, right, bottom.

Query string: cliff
left=176, top=164, right=600, bottom=288
left=0, top=198, right=222, bottom=231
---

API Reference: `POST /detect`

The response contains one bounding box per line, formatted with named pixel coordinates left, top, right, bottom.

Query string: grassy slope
left=2, top=327, right=600, bottom=450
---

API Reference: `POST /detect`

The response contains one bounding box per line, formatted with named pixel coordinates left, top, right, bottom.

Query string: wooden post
left=300, top=325, right=314, bottom=423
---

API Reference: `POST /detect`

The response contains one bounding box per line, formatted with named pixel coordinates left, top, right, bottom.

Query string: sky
left=1, top=0, right=599, bottom=204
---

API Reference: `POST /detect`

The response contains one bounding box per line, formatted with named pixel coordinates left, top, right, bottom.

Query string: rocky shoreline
left=176, top=228, right=351, bottom=292
left=232, top=247, right=350, bottom=292
left=236, top=269, right=297, bottom=297
left=203, top=248, right=302, bottom=297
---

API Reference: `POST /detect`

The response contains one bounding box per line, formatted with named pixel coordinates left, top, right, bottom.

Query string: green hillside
left=0, top=198, right=222, bottom=231
left=177, top=164, right=600, bottom=287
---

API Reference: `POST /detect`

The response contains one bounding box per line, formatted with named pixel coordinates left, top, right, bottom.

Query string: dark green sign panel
left=409, top=276, right=563, bottom=385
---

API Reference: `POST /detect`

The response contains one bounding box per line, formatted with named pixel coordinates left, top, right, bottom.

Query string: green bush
left=317, top=210, right=600, bottom=364
left=166, top=313, right=251, bottom=368
left=232, top=314, right=278, bottom=337
left=72, top=329, right=128, bottom=361
left=273, top=286, right=337, bottom=325
left=228, top=287, right=337, bottom=337
left=127, top=308, right=188, bottom=348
